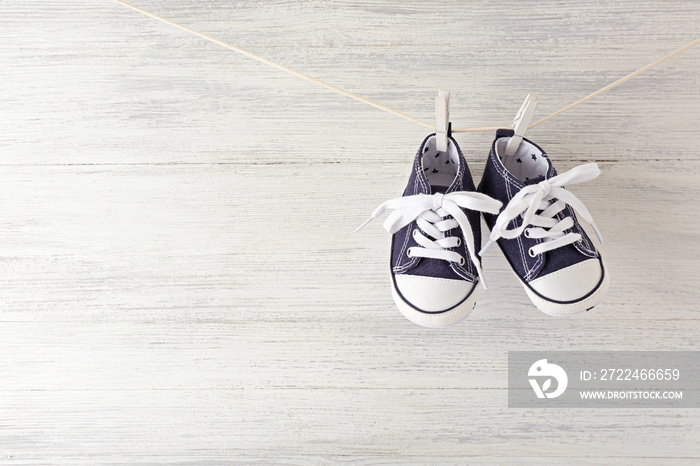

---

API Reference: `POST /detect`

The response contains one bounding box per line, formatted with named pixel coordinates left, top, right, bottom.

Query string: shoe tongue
left=523, top=174, right=546, bottom=186
left=431, top=185, right=449, bottom=194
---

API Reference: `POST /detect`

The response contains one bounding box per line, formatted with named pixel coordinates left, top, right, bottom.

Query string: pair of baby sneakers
left=357, top=130, right=609, bottom=328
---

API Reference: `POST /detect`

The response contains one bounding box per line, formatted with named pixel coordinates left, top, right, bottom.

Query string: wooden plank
left=1, top=389, right=699, bottom=460
left=1, top=0, right=699, bottom=463
left=0, top=160, right=698, bottom=323
left=0, top=319, right=699, bottom=392
left=2, top=1, right=699, bottom=166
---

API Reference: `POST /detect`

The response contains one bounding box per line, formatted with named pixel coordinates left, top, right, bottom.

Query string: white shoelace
left=356, top=191, right=503, bottom=287
left=480, top=163, right=603, bottom=258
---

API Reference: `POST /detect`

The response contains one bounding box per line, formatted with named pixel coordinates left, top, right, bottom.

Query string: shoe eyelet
left=528, top=248, right=536, bottom=258
left=407, top=247, right=413, bottom=258
left=524, top=229, right=531, bottom=238
left=412, top=229, right=418, bottom=239
left=459, top=257, right=466, bottom=266
left=456, top=237, right=462, bottom=247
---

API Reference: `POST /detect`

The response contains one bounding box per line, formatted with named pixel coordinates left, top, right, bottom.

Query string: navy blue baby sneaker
left=478, top=129, right=610, bottom=315
left=357, top=134, right=502, bottom=327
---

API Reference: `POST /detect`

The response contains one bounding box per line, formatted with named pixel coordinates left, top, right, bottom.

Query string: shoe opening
left=421, top=135, right=460, bottom=188
left=495, top=137, right=549, bottom=184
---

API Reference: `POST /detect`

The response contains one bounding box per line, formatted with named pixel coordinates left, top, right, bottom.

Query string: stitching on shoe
left=504, top=172, right=537, bottom=282
left=396, top=274, right=475, bottom=284
left=393, top=223, right=414, bottom=273
left=568, top=204, right=598, bottom=258
left=505, top=177, right=527, bottom=275
left=490, top=145, right=544, bottom=280
left=394, top=151, right=425, bottom=273
left=450, top=150, right=476, bottom=281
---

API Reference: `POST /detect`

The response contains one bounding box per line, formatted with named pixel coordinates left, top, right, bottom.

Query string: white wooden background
left=1, top=0, right=699, bottom=463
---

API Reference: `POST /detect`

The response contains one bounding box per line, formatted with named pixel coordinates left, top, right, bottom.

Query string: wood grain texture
left=1, top=0, right=699, bottom=463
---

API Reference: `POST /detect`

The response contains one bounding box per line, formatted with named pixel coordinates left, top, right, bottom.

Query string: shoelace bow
left=356, top=191, right=502, bottom=288
left=480, top=162, right=603, bottom=257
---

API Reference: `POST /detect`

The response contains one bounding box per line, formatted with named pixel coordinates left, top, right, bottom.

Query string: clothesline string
left=113, top=0, right=700, bottom=133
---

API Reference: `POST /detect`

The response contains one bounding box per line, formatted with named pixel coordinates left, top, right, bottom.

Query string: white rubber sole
left=391, top=278, right=479, bottom=328
left=516, top=263, right=610, bottom=316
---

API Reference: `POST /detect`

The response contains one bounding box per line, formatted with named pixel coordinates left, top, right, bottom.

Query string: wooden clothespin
left=504, top=93, right=538, bottom=156
left=435, top=90, right=451, bottom=152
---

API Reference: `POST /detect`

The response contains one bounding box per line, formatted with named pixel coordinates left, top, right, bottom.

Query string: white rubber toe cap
left=394, top=274, right=474, bottom=312
left=528, top=258, right=603, bottom=302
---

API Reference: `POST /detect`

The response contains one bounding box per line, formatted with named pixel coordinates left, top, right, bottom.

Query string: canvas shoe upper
left=478, top=129, right=610, bottom=315
left=357, top=134, right=502, bottom=327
